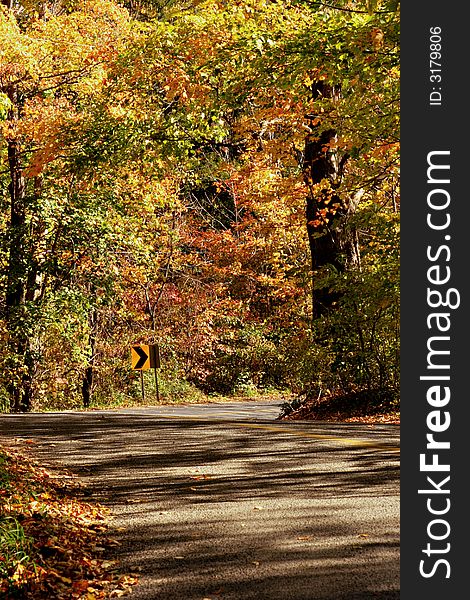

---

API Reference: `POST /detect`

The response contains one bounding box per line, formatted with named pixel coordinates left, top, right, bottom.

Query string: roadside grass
left=84, top=386, right=290, bottom=411
left=0, top=444, right=137, bottom=599
left=0, top=515, right=35, bottom=593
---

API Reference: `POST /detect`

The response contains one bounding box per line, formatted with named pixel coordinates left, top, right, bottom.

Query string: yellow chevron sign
left=131, top=344, right=160, bottom=370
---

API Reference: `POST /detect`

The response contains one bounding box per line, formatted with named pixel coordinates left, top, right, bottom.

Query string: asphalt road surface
left=0, top=401, right=400, bottom=600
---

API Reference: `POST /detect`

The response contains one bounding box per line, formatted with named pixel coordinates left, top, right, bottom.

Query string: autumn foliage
left=0, top=443, right=137, bottom=598
left=0, top=0, right=399, bottom=413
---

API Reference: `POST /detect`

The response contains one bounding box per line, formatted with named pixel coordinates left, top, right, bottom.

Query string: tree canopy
left=0, top=0, right=399, bottom=413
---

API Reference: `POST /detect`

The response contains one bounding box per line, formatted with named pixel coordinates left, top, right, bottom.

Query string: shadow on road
left=0, top=412, right=399, bottom=600
left=1, top=413, right=399, bottom=502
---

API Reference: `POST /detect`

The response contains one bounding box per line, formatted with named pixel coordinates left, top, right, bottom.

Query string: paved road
left=0, top=401, right=400, bottom=599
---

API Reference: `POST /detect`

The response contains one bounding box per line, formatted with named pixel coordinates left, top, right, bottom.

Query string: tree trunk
left=3, top=84, right=40, bottom=412
left=4, top=84, right=33, bottom=411
left=81, top=363, right=94, bottom=409
left=82, top=308, right=97, bottom=408
left=303, top=83, right=360, bottom=319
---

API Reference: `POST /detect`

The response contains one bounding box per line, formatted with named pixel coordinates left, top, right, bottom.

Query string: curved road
left=0, top=401, right=399, bottom=599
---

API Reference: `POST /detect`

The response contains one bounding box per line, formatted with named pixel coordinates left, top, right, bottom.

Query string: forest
left=0, top=0, right=400, bottom=414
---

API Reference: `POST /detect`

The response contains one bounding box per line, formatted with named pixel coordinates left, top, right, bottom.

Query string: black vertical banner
left=401, top=2, right=468, bottom=598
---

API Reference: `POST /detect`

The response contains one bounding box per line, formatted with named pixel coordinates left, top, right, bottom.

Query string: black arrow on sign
left=133, top=346, right=148, bottom=369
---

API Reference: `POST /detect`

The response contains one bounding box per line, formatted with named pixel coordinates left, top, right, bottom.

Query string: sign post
left=140, top=371, right=145, bottom=402
left=154, top=368, right=160, bottom=403
left=131, top=344, right=161, bottom=403
left=151, top=344, right=161, bottom=403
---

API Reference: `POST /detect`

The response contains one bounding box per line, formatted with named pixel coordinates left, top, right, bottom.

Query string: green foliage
left=0, top=516, right=35, bottom=590
left=293, top=212, right=399, bottom=402
left=0, top=92, right=11, bottom=120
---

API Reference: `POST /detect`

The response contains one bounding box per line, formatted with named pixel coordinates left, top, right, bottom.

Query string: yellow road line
left=155, top=413, right=400, bottom=453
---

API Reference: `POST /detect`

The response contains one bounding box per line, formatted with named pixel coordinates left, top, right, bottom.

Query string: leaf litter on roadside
left=0, top=442, right=138, bottom=598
